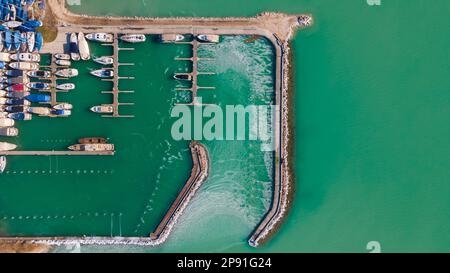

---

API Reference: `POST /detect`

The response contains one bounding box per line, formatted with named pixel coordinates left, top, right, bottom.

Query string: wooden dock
left=0, top=151, right=114, bottom=156
left=174, top=39, right=216, bottom=106
left=40, top=54, right=69, bottom=106
left=100, top=33, right=135, bottom=118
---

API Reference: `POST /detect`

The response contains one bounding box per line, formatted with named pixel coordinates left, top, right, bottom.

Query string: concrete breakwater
left=0, top=142, right=209, bottom=250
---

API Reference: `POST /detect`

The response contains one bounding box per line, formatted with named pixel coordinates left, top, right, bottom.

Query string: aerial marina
left=0, top=0, right=313, bottom=251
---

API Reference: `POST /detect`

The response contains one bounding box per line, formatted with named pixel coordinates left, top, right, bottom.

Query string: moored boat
left=85, top=33, right=113, bottom=43
left=197, top=34, right=220, bottom=43
left=27, top=70, right=51, bottom=78
left=2, top=21, right=22, bottom=29
left=159, top=34, right=184, bottom=43
left=13, top=31, right=21, bottom=51
left=93, top=56, right=113, bottom=65
left=26, top=82, right=50, bottom=90
left=34, top=32, right=42, bottom=52
left=10, top=52, right=40, bottom=62
left=6, top=105, right=29, bottom=113
left=0, top=142, right=17, bottom=151
left=25, top=94, right=50, bottom=103
left=68, top=143, right=114, bottom=152
left=6, top=83, right=28, bottom=92
left=56, top=83, right=75, bottom=90
left=7, top=112, right=32, bottom=120
left=55, top=53, right=70, bottom=60
left=0, top=156, right=6, bottom=173
left=26, top=31, right=34, bottom=52
left=50, top=109, right=71, bottom=116
left=120, top=34, right=146, bottom=43
left=69, top=33, right=80, bottom=61
left=173, top=73, right=192, bottom=81
left=78, top=137, right=108, bottom=144
left=0, top=127, right=18, bottom=136
left=55, top=68, right=78, bottom=78
left=0, top=118, right=15, bottom=127
left=90, top=69, right=113, bottom=78
left=55, top=59, right=71, bottom=66
left=9, top=61, right=39, bottom=70
left=6, top=91, right=30, bottom=99
left=4, top=30, right=12, bottom=51
left=0, top=52, right=10, bottom=62
left=6, top=69, right=23, bottom=77
left=53, top=103, right=72, bottom=110
left=77, top=32, right=90, bottom=60
left=6, top=99, right=31, bottom=106
left=90, top=104, right=113, bottom=114
left=27, top=106, right=51, bottom=116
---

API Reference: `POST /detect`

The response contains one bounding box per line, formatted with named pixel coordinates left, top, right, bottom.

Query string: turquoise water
left=36, top=0, right=450, bottom=252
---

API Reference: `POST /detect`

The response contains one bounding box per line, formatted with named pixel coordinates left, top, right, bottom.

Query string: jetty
left=2, top=0, right=314, bottom=249
left=174, top=38, right=215, bottom=106
left=100, top=33, right=135, bottom=118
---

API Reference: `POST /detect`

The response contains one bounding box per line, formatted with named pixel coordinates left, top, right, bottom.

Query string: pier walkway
left=101, top=33, right=135, bottom=118
left=174, top=39, right=215, bottom=106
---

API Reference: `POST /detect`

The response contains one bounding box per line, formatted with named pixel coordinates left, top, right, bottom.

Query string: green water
left=3, top=0, right=449, bottom=253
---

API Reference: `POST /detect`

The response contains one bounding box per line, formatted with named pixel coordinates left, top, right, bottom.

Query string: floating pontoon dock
left=100, top=33, right=135, bottom=118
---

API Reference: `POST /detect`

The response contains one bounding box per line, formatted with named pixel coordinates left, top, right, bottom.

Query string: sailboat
left=69, top=32, right=80, bottom=61
left=0, top=156, right=6, bottom=173
left=77, top=32, right=90, bottom=60
left=0, top=142, right=17, bottom=151
left=93, top=56, right=113, bottom=65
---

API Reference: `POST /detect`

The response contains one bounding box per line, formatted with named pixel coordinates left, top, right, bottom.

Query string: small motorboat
left=90, top=105, right=113, bottom=114
left=2, top=21, right=22, bottom=29
left=68, top=143, right=114, bottom=152
left=159, top=34, right=185, bottom=43
left=173, top=73, right=192, bottom=81
left=56, top=83, right=75, bottom=90
left=27, top=107, right=51, bottom=116
left=0, top=31, right=3, bottom=52
left=55, top=59, right=71, bottom=66
left=6, top=69, right=24, bottom=77
left=77, top=32, right=90, bottom=60
left=197, top=34, right=220, bottom=43
left=55, top=53, right=70, bottom=60
left=6, top=84, right=29, bottom=92
left=0, top=127, right=19, bottom=137
left=4, top=30, right=12, bottom=51
left=25, top=94, right=50, bottom=103
left=5, top=105, right=29, bottom=113
left=0, top=52, right=10, bottom=62
left=85, top=33, right=114, bottom=43
left=26, top=82, right=50, bottom=90
left=53, top=103, right=73, bottom=110
left=27, top=70, right=51, bottom=78
left=93, top=56, right=113, bottom=65
left=7, top=112, right=32, bottom=120
left=10, top=52, right=40, bottom=62
left=0, top=90, right=6, bottom=97
left=50, top=109, right=71, bottom=117
left=6, top=99, right=31, bottom=106
left=69, top=32, right=80, bottom=61
left=8, top=76, right=29, bottom=85
left=0, top=142, right=17, bottom=151
left=90, top=69, right=114, bottom=78
left=13, top=31, right=21, bottom=51
left=0, top=156, right=6, bottom=173
left=0, top=118, right=15, bottom=127
left=120, top=34, right=146, bottom=43
left=9, top=61, right=39, bottom=70
left=55, top=68, right=79, bottom=78
left=27, top=32, right=35, bottom=52
left=78, top=137, right=108, bottom=144
left=6, top=92, right=30, bottom=99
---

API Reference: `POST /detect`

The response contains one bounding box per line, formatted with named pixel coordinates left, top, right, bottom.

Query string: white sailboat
left=77, top=32, right=91, bottom=61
